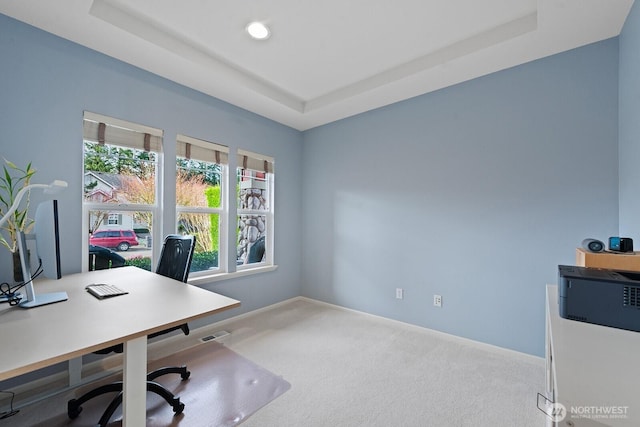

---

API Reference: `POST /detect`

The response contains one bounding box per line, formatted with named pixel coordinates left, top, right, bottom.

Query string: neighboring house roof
left=85, top=171, right=122, bottom=189
left=84, top=171, right=143, bottom=204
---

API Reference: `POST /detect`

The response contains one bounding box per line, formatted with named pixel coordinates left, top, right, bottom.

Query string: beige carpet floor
left=7, top=341, right=289, bottom=427
left=219, top=298, right=548, bottom=427
left=4, top=298, right=548, bottom=426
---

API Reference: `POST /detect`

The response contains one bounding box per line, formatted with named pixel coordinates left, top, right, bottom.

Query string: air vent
left=568, top=315, right=588, bottom=322
left=199, top=330, right=230, bottom=343
left=623, top=286, right=640, bottom=308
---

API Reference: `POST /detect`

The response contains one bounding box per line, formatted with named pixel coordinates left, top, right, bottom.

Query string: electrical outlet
left=396, top=288, right=403, bottom=299
left=433, top=294, right=442, bottom=307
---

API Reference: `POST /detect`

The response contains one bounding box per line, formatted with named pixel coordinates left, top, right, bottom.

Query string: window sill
left=188, top=265, right=278, bottom=286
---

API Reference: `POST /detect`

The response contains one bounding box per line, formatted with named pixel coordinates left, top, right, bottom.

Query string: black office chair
left=88, top=245, right=126, bottom=271
left=68, top=234, right=197, bottom=427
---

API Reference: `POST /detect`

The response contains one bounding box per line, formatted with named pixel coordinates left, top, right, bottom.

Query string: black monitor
left=15, top=199, right=67, bottom=308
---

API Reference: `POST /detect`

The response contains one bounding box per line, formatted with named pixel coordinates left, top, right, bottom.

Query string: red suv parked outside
left=89, top=229, right=139, bottom=251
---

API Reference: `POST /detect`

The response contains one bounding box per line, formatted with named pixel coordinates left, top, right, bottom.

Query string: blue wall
left=0, top=14, right=303, bottom=320
left=0, top=7, right=633, bottom=361
left=620, top=2, right=640, bottom=241
left=301, top=39, right=620, bottom=356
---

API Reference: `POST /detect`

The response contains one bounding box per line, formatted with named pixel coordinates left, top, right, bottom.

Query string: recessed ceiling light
left=246, top=22, right=270, bottom=40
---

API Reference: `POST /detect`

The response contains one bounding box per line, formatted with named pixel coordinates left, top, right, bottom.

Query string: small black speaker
left=609, top=237, right=634, bottom=253
left=582, top=238, right=604, bottom=253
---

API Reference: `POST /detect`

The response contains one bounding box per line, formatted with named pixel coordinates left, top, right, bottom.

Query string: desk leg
left=123, top=336, right=147, bottom=427
left=68, top=356, right=82, bottom=386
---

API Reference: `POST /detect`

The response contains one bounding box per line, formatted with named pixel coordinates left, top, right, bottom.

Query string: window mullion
left=83, top=202, right=156, bottom=212
left=176, top=206, right=223, bottom=214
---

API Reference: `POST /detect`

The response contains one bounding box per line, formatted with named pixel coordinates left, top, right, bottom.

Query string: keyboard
left=86, top=283, right=128, bottom=299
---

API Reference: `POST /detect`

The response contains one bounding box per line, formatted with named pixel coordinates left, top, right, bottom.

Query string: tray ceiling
left=0, top=0, right=633, bottom=130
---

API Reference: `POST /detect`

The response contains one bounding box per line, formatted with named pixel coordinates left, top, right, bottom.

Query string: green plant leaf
left=0, top=159, right=37, bottom=254
left=3, top=166, right=12, bottom=187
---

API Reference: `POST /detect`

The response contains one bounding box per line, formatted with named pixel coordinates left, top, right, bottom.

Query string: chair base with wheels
left=68, top=235, right=197, bottom=426
left=67, top=365, right=190, bottom=427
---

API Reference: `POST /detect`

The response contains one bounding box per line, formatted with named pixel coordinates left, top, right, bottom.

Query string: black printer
left=558, top=265, right=640, bottom=332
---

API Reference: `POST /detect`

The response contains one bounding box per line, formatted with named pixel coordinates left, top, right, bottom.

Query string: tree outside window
left=176, top=135, right=228, bottom=276
left=82, top=112, right=161, bottom=271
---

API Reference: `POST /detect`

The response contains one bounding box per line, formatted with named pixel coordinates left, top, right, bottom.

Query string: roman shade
left=83, top=111, right=162, bottom=152
left=177, top=134, right=228, bottom=165
left=237, top=149, right=274, bottom=174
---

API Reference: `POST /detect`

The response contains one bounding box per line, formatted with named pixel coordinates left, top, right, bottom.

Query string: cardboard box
left=576, top=247, right=640, bottom=271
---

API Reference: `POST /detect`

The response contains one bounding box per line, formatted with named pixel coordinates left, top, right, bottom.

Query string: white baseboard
left=296, top=296, right=545, bottom=365
left=1, top=295, right=542, bottom=410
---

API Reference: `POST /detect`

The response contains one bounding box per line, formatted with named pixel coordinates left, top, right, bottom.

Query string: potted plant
left=0, top=159, right=36, bottom=281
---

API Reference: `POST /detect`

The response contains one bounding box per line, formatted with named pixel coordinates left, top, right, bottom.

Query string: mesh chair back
left=155, top=235, right=196, bottom=283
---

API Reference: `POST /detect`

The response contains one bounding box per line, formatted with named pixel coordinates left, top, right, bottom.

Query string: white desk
left=0, top=266, right=240, bottom=426
left=545, top=285, right=639, bottom=427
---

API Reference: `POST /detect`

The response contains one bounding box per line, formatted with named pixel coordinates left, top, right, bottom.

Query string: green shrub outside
left=205, top=186, right=221, bottom=251
left=125, top=256, right=152, bottom=271
left=191, top=250, right=219, bottom=271
left=124, top=250, right=218, bottom=272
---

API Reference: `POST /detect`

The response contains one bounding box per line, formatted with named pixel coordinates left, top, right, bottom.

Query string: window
left=176, top=135, right=228, bottom=277
left=81, top=113, right=276, bottom=280
left=82, top=112, right=162, bottom=272
left=236, top=149, right=274, bottom=268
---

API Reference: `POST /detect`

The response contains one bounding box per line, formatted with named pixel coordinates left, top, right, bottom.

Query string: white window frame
left=236, top=149, right=275, bottom=270
left=175, top=134, right=229, bottom=277
left=81, top=111, right=163, bottom=272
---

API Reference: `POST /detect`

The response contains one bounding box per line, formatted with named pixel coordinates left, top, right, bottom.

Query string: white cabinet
left=544, top=285, right=639, bottom=427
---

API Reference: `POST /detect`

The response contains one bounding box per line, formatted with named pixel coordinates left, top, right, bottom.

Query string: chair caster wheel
left=172, top=400, right=185, bottom=415
left=67, top=399, right=83, bottom=419
left=181, top=370, right=191, bottom=380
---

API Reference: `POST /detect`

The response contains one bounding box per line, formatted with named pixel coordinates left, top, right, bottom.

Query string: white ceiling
left=0, top=0, right=634, bottom=130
